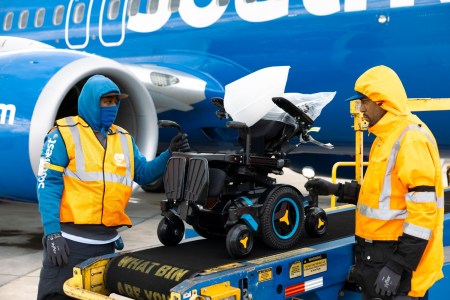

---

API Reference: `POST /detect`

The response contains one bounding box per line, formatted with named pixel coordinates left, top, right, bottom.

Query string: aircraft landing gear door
left=99, top=0, right=127, bottom=47
left=66, top=0, right=94, bottom=50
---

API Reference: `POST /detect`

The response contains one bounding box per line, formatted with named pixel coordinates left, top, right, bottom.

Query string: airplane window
left=19, top=10, right=29, bottom=29
left=53, top=5, right=65, bottom=26
left=128, top=0, right=140, bottom=16
left=146, top=0, right=178, bottom=13
left=170, top=0, right=179, bottom=12
left=108, top=0, right=120, bottom=20
left=74, top=3, right=86, bottom=24
left=3, top=12, right=13, bottom=31
left=218, top=0, right=230, bottom=6
left=35, top=8, right=45, bottom=28
left=146, top=0, right=159, bottom=14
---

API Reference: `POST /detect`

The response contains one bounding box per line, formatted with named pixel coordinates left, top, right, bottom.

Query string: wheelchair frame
left=157, top=97, right=328, bottom=258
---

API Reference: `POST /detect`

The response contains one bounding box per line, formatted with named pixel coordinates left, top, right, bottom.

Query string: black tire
left=226, top=224, right=254, bottom=258
left=141, top=177, right=164, bottom=193
left=157, top=213, right=185, bottom=246
left=260, top=185, right=305, bottom=249
left=305, top=207, right=328, bottom=237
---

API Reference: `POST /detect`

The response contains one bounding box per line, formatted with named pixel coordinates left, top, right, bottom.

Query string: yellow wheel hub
left=317, top=217, right=325, bottom=229
left=279, top=209, right=290, bottom=226
left=240, top=236, right=248, bottom=249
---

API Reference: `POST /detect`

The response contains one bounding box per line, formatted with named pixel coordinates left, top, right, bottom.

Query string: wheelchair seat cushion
left=238, top=119, right=296, bottom=154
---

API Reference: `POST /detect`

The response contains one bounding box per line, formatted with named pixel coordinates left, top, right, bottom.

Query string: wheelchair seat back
left=237, top=119, right=297, bottom=155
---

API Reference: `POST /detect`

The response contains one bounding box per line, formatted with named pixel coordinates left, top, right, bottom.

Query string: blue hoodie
left=79, top=74, right=120, bottom=131
left=37, top=75, right=170, bottom=236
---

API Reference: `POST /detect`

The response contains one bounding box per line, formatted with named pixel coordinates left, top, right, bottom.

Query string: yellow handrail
left=330, top=161, right=368, bottom=207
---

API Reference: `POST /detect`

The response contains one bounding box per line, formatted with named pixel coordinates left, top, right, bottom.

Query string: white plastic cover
left=224, top=66, right=290, bottom=127
left=262, top=92, right=337, bottom=126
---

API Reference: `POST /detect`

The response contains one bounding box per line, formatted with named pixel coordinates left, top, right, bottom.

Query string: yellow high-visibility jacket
left=354, top=66, right=444, bottom=297
left=57, top=116, right=135, bottom=227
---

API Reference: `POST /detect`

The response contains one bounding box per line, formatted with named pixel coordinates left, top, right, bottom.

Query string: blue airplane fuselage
left=1, top=0, right=449, bottom=202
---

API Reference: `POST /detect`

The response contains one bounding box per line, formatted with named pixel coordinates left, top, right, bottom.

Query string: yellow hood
left=354, top=65, right=410, bottom=116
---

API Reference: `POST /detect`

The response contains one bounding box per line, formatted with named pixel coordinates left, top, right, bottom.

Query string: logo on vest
left=114, top=153, right=126, bottom=167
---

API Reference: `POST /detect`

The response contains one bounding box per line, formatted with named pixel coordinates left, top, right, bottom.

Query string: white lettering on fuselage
left=37, top=137, right=57, bottom=189
left=0, top=103, right=16, bottom=125
left=65, top=0, right=444, bottom=49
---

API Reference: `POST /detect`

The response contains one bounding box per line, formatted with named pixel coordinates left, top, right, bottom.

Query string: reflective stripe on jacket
left=57, top=116, right=135, bottom=227
left=354, top=66, right=444, bottom=297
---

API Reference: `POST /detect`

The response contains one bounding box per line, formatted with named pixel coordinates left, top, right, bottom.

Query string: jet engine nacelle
left=0, top=48, right=158, bottom=202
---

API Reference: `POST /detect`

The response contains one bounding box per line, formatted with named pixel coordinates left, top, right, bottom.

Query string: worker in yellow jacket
left=305, top=65, right=444, bottom=299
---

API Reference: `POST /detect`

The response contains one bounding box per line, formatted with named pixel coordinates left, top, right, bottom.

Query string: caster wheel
left=157, top=212, right=185, bottom=246
left=260, top=186, right=305, bottom=249
left=305, top=207, right=327, bottom=237
left=226, top=224, right=254, bottom=258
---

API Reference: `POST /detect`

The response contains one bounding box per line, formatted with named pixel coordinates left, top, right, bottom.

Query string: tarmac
left=0, top=169, right=336, bottom=300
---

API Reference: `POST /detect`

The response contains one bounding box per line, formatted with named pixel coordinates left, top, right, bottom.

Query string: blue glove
left=374, top=265, right=401, bottom=297
left=169, top=133, right=190, bottom=153
left=46, top=233, right=70, bottom=267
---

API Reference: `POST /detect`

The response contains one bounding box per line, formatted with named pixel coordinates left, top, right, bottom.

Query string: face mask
left=100, top=105, right=118, bottom=131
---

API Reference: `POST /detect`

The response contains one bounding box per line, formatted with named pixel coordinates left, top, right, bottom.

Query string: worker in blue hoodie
left=36, top=74, right=189, bottom=299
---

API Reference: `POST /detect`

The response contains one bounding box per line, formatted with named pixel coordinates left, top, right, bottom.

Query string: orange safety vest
left=57, top=116, right=135, bottom=227
left=356, top=113, right=444, bottom=297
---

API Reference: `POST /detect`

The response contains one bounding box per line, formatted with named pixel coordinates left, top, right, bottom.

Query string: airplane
left=0, top=0, right=449, bottom=203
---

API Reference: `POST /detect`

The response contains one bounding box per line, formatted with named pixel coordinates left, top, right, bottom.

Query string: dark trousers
left=37, top=238, right=114, bottom=300
left=351, top=236, right=414, bottom=300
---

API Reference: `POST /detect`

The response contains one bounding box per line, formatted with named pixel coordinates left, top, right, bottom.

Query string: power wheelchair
left=157, top=96, right=330, bottom=258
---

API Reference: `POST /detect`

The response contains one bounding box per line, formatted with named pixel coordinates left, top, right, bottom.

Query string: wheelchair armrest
left=248, top=156, right=287, bottom=169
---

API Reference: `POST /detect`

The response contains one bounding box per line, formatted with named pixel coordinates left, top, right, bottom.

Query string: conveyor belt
left=105, top=190, right=450, bottom=298
left=105, top=209, right=356, bottom=298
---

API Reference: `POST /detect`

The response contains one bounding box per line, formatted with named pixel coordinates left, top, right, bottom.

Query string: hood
left=78, top=75, right=121, bottom=131
left=354, top=65, right=410, bottom=116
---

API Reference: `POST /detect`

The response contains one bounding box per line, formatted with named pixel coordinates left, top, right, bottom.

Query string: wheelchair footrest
left=164, top=156, right=186, bottom=202
left=184, top=157, right=209, bottom=207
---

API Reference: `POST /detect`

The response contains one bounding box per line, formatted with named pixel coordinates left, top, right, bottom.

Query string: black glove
left=337, top=180, right=360, bottom=205
left=169, top=133, right=190, bottom=153
left=45, top=233, right=70, bottom=267
left=374, top=265, right=402, bottom=297
left=304, top=178, right=339, bottom=195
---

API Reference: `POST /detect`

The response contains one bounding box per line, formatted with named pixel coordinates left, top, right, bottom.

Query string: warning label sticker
left=289, top=261, right=302, bottom=279
left=303, top=254, right=327, bottom=277
left=258, top=267, right=273, bottom=282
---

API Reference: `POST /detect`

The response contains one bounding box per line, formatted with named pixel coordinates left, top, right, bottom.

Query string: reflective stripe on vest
left=403, top=222, right=432, bottom=240
left=406, top=191, right=444, bottom=209
left=63, top=117, right=133, bottom=187
left=359, top=125, right=441, bottom=230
